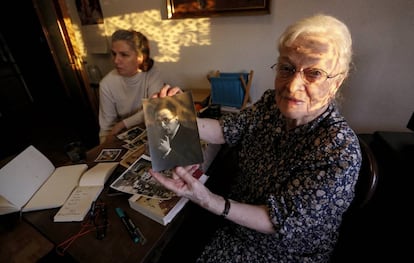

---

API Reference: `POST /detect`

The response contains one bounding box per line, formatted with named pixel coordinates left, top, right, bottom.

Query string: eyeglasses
left=271, top=63, right=342, bottom=84
left=157, top=117, right=175, bottom=125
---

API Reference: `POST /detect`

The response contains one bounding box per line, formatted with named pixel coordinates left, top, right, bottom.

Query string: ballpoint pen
left=115, top=207, right=146, bottom=244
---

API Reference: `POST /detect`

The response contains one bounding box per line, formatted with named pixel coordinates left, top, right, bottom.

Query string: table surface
left=23, top=135, right=220, bottom=263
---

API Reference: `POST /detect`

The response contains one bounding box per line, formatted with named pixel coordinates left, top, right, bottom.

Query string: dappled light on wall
left=97, top=9, right=211, bottom=62
left=69, top=22, right=107, bottom=58
left=65, top=18, right=86, bottom=58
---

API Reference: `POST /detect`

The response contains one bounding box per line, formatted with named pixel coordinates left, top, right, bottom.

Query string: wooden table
left=23, top=135, right=220, bottom=263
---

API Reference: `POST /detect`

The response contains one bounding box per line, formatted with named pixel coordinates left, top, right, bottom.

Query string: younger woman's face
left=111, top=40, right=143, bottom=77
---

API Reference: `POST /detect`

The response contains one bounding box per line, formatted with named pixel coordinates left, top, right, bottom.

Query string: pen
left=115, top=207, right=146, bottom=244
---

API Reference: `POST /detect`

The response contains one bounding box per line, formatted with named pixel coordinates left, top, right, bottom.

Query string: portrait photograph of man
left=143, top=92, right=204, bottom=172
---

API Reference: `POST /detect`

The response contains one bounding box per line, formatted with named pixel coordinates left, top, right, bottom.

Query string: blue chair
left=208, top=70, right=253, bottom=109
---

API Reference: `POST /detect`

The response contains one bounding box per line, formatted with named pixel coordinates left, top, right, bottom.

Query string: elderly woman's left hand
left=149, top=164, right=211, bottom=205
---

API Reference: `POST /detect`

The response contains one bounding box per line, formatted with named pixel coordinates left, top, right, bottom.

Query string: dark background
left=0, top=1, right=99, bottom=162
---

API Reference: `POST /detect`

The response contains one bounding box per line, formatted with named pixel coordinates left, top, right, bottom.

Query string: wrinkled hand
left=158, top=135, right=171, bottom=155
left=151, top=84, right=183, bottom=98
left=149, top=165, right=210, bottom=205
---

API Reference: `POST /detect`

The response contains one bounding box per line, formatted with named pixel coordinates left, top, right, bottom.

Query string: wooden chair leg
left=240, top=70, right=253, bottom=109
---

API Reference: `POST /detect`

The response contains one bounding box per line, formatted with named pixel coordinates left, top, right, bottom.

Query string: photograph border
left=143, top=91, right=203, bottom=172
left=94, top=148, right=122, bottom=162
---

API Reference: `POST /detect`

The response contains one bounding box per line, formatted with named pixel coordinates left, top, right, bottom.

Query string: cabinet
left=0, top=33, right=35, bottom=159
left=0, top=33, right=33, bottom=117
left=0, top=64, right=33, bottom=116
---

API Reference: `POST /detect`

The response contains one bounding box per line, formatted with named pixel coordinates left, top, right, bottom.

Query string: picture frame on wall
left=167, top=0, right=271, bottom=19
left=75, top=0, right=104, bottom=25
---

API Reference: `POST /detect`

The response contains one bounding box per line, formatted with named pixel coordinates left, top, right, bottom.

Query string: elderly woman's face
left=275, top=35, right=344, bottom=127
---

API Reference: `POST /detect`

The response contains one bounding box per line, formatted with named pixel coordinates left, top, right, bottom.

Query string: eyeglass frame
left=270, top=62, right=343, bottom=84
left=156, top=115, right=178, bottom=126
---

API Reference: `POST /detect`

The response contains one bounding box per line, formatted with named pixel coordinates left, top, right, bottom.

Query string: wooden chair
left=329, top=135, right=379, bottom=262
left=207, top=70, right=254, bottom=110
left=350, top=136, right=379, bottom=208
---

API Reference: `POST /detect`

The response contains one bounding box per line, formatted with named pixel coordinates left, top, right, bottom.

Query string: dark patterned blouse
left=197, top=89, right=362, bottom=263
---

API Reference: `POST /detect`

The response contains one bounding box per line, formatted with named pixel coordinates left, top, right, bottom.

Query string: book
left=110, top=154, right=208, bottom=225
left=142, top=91, right=204, bottom=172
left=0, top=145, right=88, bottom=215
left=53, top=162, right=119, bottom=222
left=128, top=167, right=208, bottom=226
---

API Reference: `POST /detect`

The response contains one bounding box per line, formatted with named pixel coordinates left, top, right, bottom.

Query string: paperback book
left=54, top=162, right=119, bottom=222
left=128, top=168, right=208, bottom=226
left=110, top=154, right=208, bottom=225
left=0, top=146, right=118, bottom=218
left=0, top=145, right=88, bottom=215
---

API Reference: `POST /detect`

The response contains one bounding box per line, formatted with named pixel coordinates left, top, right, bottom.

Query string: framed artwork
left=75, top=0, right=104, bottom=25
left=167, top=0, right=271, bottom=19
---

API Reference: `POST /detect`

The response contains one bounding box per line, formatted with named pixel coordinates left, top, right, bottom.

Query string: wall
left=68, top=0, right=414, bottom=134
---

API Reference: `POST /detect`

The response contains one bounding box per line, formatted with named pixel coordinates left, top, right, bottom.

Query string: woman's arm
left=120, top=108, right=144, bottom=131
left=206, top=192, right=275, bottom=234
left=99, top=83, right=118, bottom=140
left=196, top=117, right=225, bottom=144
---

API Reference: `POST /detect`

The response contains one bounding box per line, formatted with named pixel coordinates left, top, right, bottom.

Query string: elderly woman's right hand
left=151, top=84, right=183, bottom=98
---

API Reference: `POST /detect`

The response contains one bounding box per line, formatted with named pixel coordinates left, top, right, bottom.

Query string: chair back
left=209, top=76, right=246, bottom=108
left=207, top=70, right=253, bottom=109
left=349, top=136, right=379, bottom=210
left=329, top=135, right=379, bottom=262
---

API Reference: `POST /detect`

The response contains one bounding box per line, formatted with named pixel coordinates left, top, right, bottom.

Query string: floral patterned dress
left=197, top=89, right=361, bottom=263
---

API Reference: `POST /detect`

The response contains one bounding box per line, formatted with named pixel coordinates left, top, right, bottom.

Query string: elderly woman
left=98, top=30, right=164, bottom=144
left=151, top=14, right=361, bottom=263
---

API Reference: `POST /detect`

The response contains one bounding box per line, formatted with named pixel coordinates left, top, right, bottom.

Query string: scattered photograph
left=110, top=155, right=175, bottom=200
left=95, top=148, right=122, bottom=162
left=122, top=130, right=147, bottom=151
left=120, top=144, right=146, bottom=169
left=122, top=135, right=147, bottom=152
left=117, top=126, right=146, bottom=143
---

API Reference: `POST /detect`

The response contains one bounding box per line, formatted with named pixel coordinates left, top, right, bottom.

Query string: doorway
left=0, top=1, right=99, bottom=161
